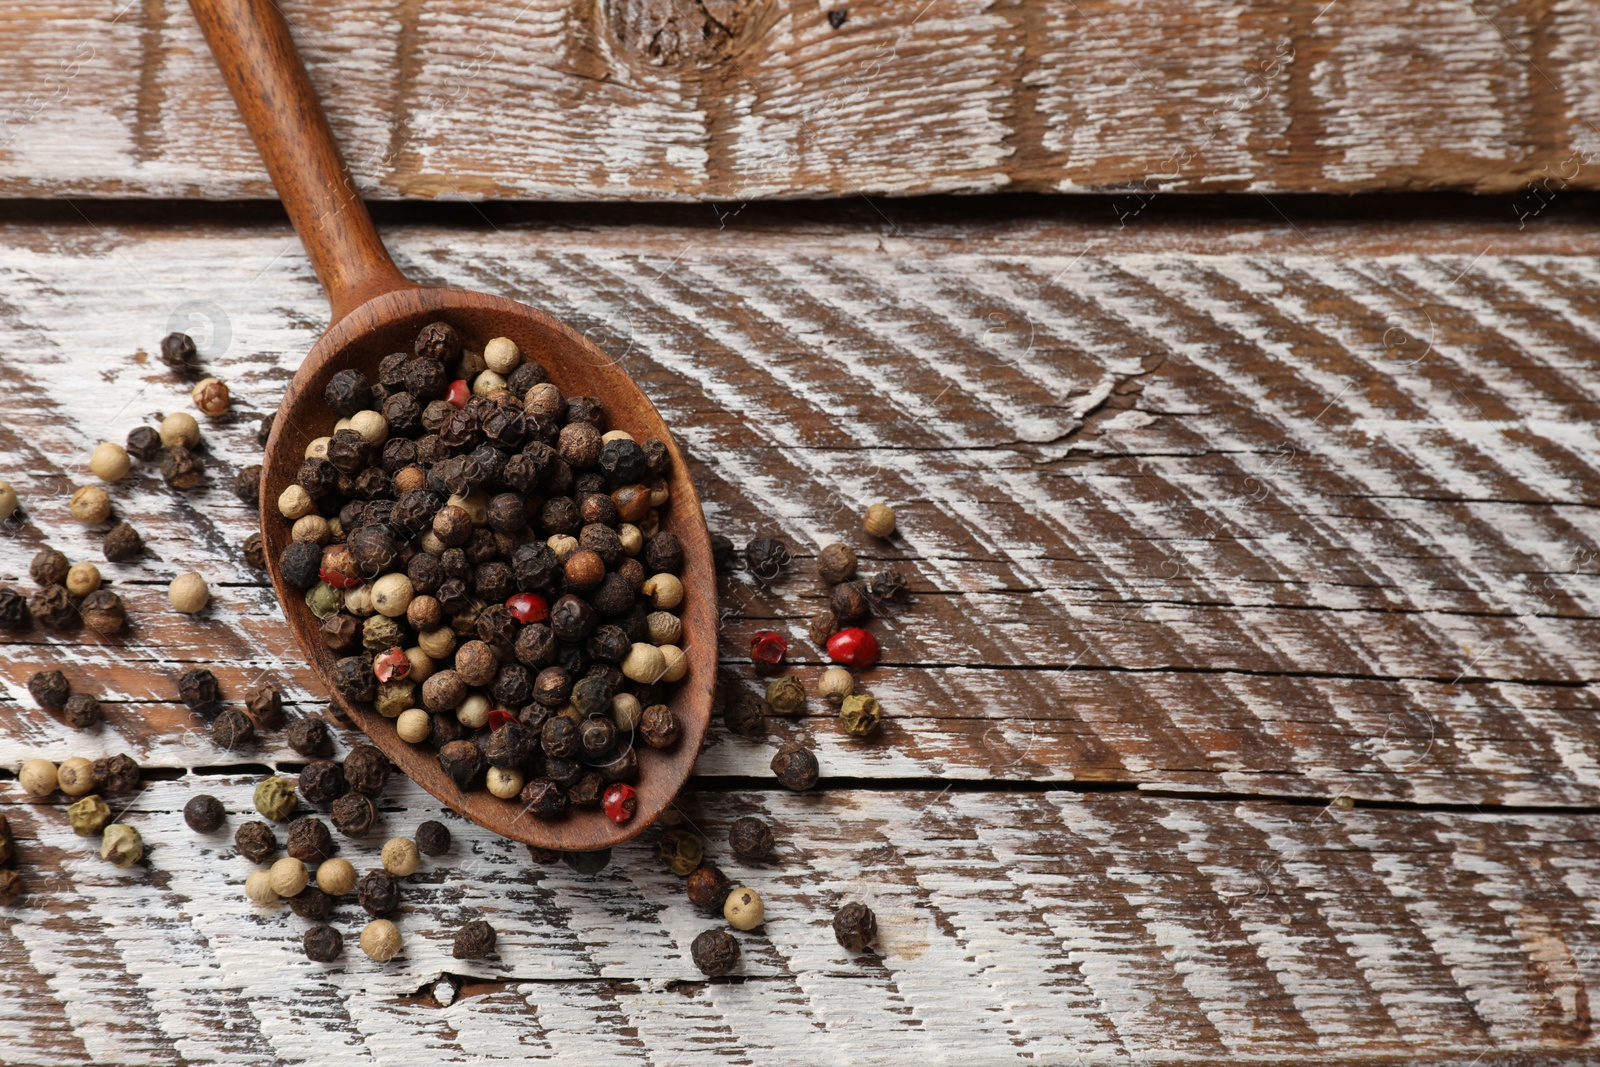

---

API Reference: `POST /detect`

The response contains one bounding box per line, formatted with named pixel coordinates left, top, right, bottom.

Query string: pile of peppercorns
left=271, top=322, right=689, bottom=824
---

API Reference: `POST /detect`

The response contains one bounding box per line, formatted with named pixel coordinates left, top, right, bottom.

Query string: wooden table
left=4, top=3, right=1600, bottom=1063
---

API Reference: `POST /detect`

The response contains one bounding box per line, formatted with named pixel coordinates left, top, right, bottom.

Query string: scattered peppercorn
left=68, top=795, right=113, bottom=836
left=359, top=919, right=403, bottom=961
left=27, top=670, right=70, bottom=711
left=303, top=924, right=344, bottom=962
left=244, top=682, right=283, bottom=727
left=184, top=794, right=226, bottom=833
left=285, top=716, right=334, bottom=758
left=243, top=532, right=268, bottom=570
left=160, top=331, right=199, bottom=373
left=827, top=626, right=880, bottom=668
left=771, top=743, right=820, bottom=791
left=168, top=572, right=210, bottom=613
left=765, top=676, right=807, bottom=716
left=343, top=743, right=391, bottom=797
left=31, top=548, right=69, bottom=587
left=723, top=691, right=769, bottom=738
left=298, top=761, right=345, bottom=806
left=286, top=817, right=336, bottom=863
left=563, top=848, right=611, bottom=875
left=103, top=521, right=144, bottom=562
left=0, top=586, right=28, bottom=629
left=750, top=629, right=788, bottom=671
left=177, top=668, right=224, bottom=718
left=29, top=585, right=77, bottom=630
left=92, top=754, right=140, bottom=794
left=161, top=446, right=205, bottom=490
left=690, top=929, right=740, bottom=976
left=452, top=919, right=497, bottom=959
left=253, top=776, right=297, bottom=821
left=686, top=864, right=733, bottom=911
left=358, top=869, right=400, bottom=916
left=211, top=708, right=255, bottom=749
left=863, top=503, right=896, bottom=539
left=839, top=693, right=882, bottom=737
left=80, top=589, right=126, bottom=635
left=288, top=886, right=333, bottom=921
left=126, top=425, right=162, bottom=461
left=723, top=886, right=765, bottom=930
left=18, top=758, right=57, bottom=796
left=728, top=816, right=775, bottom=862
left=69, top=485, right=112, bottom=524
left=0, top=870, right=21, bottom=906
left=235, top=820, right=277, bottom=863
left=101, top=824, right=143, bottom=867
left=331, top=793, right=377, bottom=837
left=659, top=829, right=704, bottom=876
left=415, top=820, right=451, bottom=856
left=744, top=536, right=791, bottom=580
left=381, top=837, right=420, bottom=877
left=817, top=542, right=858, bottom=585
left=317, top=857, right=358, bottom=896
left=833, top=901, right=877, bottom=951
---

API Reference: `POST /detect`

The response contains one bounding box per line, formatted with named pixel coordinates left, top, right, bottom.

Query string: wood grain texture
left=3, top=0, right=1600, bottom=199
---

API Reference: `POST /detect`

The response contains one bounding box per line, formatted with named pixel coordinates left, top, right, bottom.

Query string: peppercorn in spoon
left=187, top=0, right=715, bottom=851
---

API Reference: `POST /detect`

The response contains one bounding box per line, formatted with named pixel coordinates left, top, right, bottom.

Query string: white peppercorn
left=657, top=644, right=688, bottom=683
left=381, top=837, right=421, bottom=876
left=863, top=503, right=896, bottom=539
left=278, top=485, right=314, bottom=521
left=18, top=758, right=56, bottom=797
left=56, top=756, right=96, bottom=796
left=360, top=919, right=402, bottom=961
left=622, top=643, right=667, bottom=683
left=268, top=857, right=308, bottom=897
left=371, top=573, right=413, bottom=618
left=818, top=667, right=855, bottom=705
left=168, top=572, right=210, bottom=614
left=349, top=410, right=388, bottom=447
left=486, top=766, right=524, bottom=799
left=316, top=857, right=358, bottom=896
left=245, top=868, right=281, bottom=907
left=160, top=412, right=201, bottom=448
left=89, top=442, right=131, bottom=481
left=483, top=337, right=521, bottom=374
left=641, top=573, right=683, bottom=610
left=396, top=708, right=431, bottom=744
left=65, top=562, right=102, bottom=597
left=724, top=886, right=765, bottom=930
left=0, top=480, right=17, bottom=521
left=69, top=486, right=112, bottom=524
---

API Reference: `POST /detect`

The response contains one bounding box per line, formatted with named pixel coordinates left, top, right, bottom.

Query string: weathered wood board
left=3, top=1, right=1600, bottom=199
left=1, top=208, right=1599, bottom=1061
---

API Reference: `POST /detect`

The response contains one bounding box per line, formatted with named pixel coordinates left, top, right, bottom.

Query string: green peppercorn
left=363, top=613, right=406, bottom=653
left=839, top=693, right=882, bottom=738
left=101, top=824, right=143, bottom=867
left=68, top=795, right=112, bottom=836
left=765, top=675, right=807, bottom=716
left=658, top=829, right=704, bottom=876
left=253, top=776, right=297, bottom=821
left=304, top=582, right=343, bottom=619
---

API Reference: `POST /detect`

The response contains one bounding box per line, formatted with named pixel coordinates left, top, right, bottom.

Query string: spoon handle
left=189, top=0, right=411, bottom=324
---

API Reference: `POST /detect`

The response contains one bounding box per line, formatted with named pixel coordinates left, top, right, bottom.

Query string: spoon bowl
left=192, top=0, right=715, bottom=850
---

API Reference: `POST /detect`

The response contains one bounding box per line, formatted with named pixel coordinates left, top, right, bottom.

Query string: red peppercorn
left=602, top=783, right=637, bottom=823
left=446, top=379, right=470, bottom=408
left=750, top=630, right=788, bottom=667
left=487, top=708, right=516, bottom=731
left=319, top=565, right=360, bottom=590
left=373, top=647, right=410, bottom=682
left=506, top=592, right=549, bottom=624
left=826, top=627, right=879, bottom=668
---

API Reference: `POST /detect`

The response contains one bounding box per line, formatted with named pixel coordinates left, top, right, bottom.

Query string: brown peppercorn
left=303, top=923, right=344, bottom=962
left=126, top=425, right=162, bottom=461
left=244, top=682, right=283, bottom=727
left=817, top=542, right=857, bottom=586
left=690, top=929, right=740, bottom=977
left=211, top=708, right=255, bottom=749
left=723, top=691, right=768, bottom=738
left=358, top=869, right=400, bottom=916
left=29, top=585, right=77, bottom=630
left=610, top=484, right=652, bottom=524
left=343, top=743, right=391, bottom=797
left=728, top=816, right=775, bottom=862
left=452, top=920, right=497, bottom=959
left=92, top=754, right=140, bottom=794
left=28, top=670, right=70, bottom=710
left=640, top=704, right=680, bottom=749
left=235, top=820, right=277, bottom=864
left=160, top=331, right=199, bottom=373
left=833, top=901, right=878, bottom=952
left=161, top=445, right=204, bottom=490
left=0, top=586, right=29, bottom=629
left=520, top=777, right=567, bottom=819
left=285, top=716, right=334, bottom=758
left=63, top=692, right=101, bottom=729
left=177, top=667, right=223, bottom=718
left=233, top=464, right=262, bottom=506
left=184, top=794, right=226, bottom=833
left=243, top=531, right=268, bottom=570
left=80, top=589, right=126, bottom=634
left=432, top=504, right=474, bottom=547
left=103, top=521, right=145, bottom=562
left=438, top=739, right=485, bottom=790
left=320, top=611, right=360, bottom=651
left=286, top=817, right=336, bottom=863
left=771, top=743, right=820, bottom=790
left=298, top=761, right=345, bottom=806
left=866, top=565, right=910, bottom=604
left=0, top=870, right=24, bottom=906
left=830, top=581, right=872, bottom=624
left=422, top=669, right=468, bottom=712
left=454, top=639, right=497, bottom=687
left=330, top=792, right=377, bottom=837
left=31, top=548, right=70, bottom=587
left=563, top=548, right=605, bottom=592
left=287, top=885, right=333, bottom=921
left=686, top=865, right=733, bottom=912
left=415, top=820, right=451, bottom=856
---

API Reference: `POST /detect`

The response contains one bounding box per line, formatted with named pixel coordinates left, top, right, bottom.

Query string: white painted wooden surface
left=1, top=212, right=1598, bottom=1062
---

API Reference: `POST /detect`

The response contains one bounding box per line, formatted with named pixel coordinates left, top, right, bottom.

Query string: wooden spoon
left=189, top=0, right=715, bottom=851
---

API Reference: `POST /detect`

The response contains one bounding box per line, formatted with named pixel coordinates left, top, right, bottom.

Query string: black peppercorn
left=690, top=929, right=740, bottom=977
left=723, top=691, right=768, bottom=738
left=286, top=816, right=336, bottom=863
left=0, top=586, right=28, bottom=629
left=358, top=869, right=400, bottom=917
left=382, top=438, right=418, bottom=474
left=243, top=532, right=268, bottom=571
left=540, top=715, right=579, bottom=758
left=210, top=707, right=255, bottom=749
left=744, top=536, right=790, bottom=580
left=550, top=594, right=597, bottom=642
left=347, top=525, right=399, bottom=574
left=590, top=573, right=635, bottom=616
left=303, top=924, right=344, bottom=962
left=280, top=540, right=322, bottom=589
left=80, top=589, right=126, bottom=635
left=330, top=655, right=377, bottom=703
left=866, top=566, right=909, bottom=604
left=439, top=739, right=485, bottom=790
left=728, top=816, right=775, bottom=862
left=597, top=745, right=637, bottom=784
left=686, top=865, right=733, bottom=912
left=331, top=793, right=377, bottom=837
left=830, top=581, right=872, bottom=624
left=177, top=668, right=224, bottom=718
left=506, top=360, right=547, bottom=396
left=833, top=902, right=877, bottom=952
left=30, top=549, right=68, bottom=587
left=405, top=357, right=449, bottom=401
left=597, top=438, right=648, bottom=486
left=640, top=704, right=680, bottom=749
left=103, top=521, right=144, bottom=562
left=563, top=848, right=611, bottom=875
left=579, top=716, right=616, bottom=759
left=415, top=820, right=451, bottom=856
left=161, top=445, right=205, bottom=490
left=184, top=794, right=226, bottom=833
left=62, top=692, right=101, bottom=729
left=29, top=585, right=77, bottom=630
left=0, top=870, right=23, bottom=906
left=256, top=414, right=275, bottom=447
left=343, top=744, right=391, bottom=796
left=520, top=777, right=567, bottom=819
left=92, top=754, right=140, bottom=794
left=511, top=542, right=561, bottom=593
left=325, top=368, right=373, bottom=416
left=244, top=682, right=283, bottom=727
left=298, top=760, right=346, bottom=806
left=285, top=716, right=335, bottom=758
left=28, top=670, right=70, bottom=711
left=288, top=885, right=333, bottom=922
left=232, top=465, right=263, bottom=506
left=436, top=919, right=497, bottom=964
left=709, top=533, right=736, bottom=571
left=235, top=820, right=277, bottom=863
left=160, top=331, right=199, bottom=373
left=642, top=532, right=683, bottom=575
left=414, top=320, right=462, bottom=362
left=567, top=772, right=604, bottom=807
left=126, top=425, right=162, bottom=461
left=771, top=743, right=820, bottom=790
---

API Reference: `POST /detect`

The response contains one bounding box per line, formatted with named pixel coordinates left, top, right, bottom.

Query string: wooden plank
left=2, top=214, right=1599, bottom=808
left=3, top=777, right=1600, bottom=1063
left=3, top=1, right=1600, bottom=199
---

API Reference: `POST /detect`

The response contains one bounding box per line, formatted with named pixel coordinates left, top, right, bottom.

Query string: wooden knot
left=608, top=0, right=760, bottom=67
